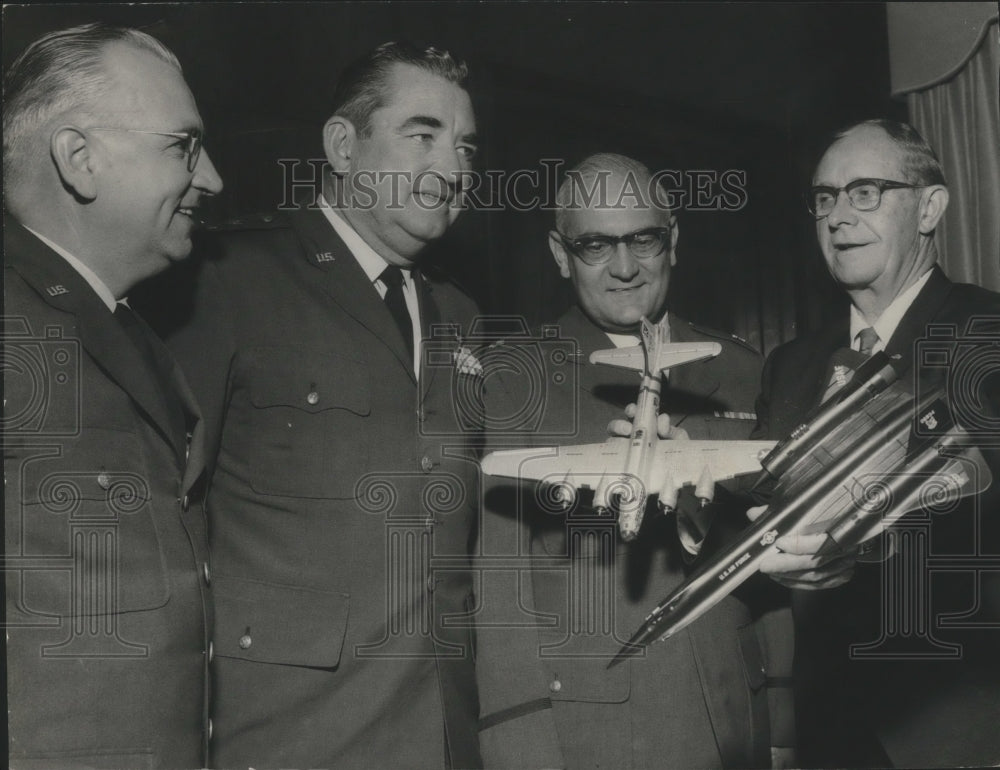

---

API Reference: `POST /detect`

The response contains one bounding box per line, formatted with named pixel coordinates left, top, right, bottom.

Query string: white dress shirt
left=849, top=268, right=933, bottom=354
left=317, top=196, right=421, bottom=379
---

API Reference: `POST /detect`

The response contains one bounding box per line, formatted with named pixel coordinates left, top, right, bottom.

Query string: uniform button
left=420, top=456, right=434, bottom=473
left=207, top=641, right=214, bottom=662
left=202, top=562, right=211, bottom=586
left=306, top=391, right=320, bottom=405
left=239, top=634, right=253, bottom=650
left=180, top=495, right=190, bottom=511
left=207, top=718, right=213, bottom=741
left=549, top=678, right=562, bottom=693
left=426, top=575, right=436, bottom=592
left=96, top=472, right=111, bottom=490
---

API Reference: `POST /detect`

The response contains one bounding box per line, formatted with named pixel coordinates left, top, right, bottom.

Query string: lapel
left=883, top=266, right=953, bottom=377
left=4, top=217, right=184, bottom=463
left=169, top=360, right=206, bottom=493
left=555, top=306, right=639, bottom=409
left=290, top=207, right=416, bottom=384
left=416, top=269, right=445, bottom=399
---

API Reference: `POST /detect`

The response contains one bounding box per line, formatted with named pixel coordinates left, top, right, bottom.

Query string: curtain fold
left=907, top=21, right=1000, bottom=291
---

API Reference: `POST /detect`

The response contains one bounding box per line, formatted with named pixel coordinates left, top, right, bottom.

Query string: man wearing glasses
left=751, top=119, right=1000, bottom=767
left=3, top=23, right=222, bottom=768
left=477, top=153, right=793, bottom=769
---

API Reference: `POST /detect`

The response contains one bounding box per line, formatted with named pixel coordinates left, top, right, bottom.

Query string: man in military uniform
left=4, top=23, right=222, bottom=767
left=164, top=41, right=483, bottom=768
left=476, top=153, right=794, bottom=769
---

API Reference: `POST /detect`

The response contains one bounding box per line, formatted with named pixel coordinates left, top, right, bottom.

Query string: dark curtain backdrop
left=3, top=2, right=906, bottom=355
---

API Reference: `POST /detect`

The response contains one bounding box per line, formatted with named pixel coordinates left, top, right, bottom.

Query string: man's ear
left=918, top=185, right=949, bottom=235
left=668, top=217, right=679, bottom=267
left=50, top=125, right=97, bottom=201
left=548, top=231, right=572, bottom=278
left=323, top=115, right=357, bottom=176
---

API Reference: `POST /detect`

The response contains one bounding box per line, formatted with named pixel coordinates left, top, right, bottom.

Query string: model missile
left=750, top=351, right=899, bottom=496
left=610, top=384, right=992, bottom=667
left=609, top=387, right=914, bottom=667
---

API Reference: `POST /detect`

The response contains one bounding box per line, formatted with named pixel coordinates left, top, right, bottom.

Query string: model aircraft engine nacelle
left=657, top=473, right=680, bottom=513
left=694, top=467, right=715, bottom=507
left=593, top=474, right=614, bottom=514
left=548, top=475, right=577, bottom=510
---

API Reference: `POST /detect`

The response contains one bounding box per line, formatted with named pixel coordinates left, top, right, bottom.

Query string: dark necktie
left=856, top=326, right=880, bottom=356
left=379, top=266, right=414, bottom=362
left=114, top=303, right=187, bottom=447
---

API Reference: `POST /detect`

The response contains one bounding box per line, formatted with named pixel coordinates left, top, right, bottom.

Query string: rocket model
left=610, top=351, right=993, bottom=666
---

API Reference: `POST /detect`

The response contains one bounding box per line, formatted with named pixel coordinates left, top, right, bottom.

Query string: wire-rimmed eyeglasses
left=87, top=127, right=204, bottom=172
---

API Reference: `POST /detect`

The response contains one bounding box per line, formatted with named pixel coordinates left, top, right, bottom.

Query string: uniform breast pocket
left=7, top=429, right=168, bottom=617
left=234, top=347, right=372, bottom=499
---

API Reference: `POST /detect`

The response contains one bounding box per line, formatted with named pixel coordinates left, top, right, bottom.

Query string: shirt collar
left=317, top=194, right=413, bottom=289
left=849, top=268, right=933, bottom=353
left=23, top=225, right=118, bottom=312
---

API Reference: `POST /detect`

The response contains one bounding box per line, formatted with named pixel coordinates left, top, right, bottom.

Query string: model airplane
left=480, top=315, right=778, bottom=541
left=610, top=350, right=993, bottom=666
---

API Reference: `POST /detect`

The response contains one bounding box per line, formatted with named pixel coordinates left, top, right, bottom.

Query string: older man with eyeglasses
left=750, top=119, right=1000, bottom=768
left=476, top=153, right=795, bottom=769
left=3, top=22, right=222, bottom=768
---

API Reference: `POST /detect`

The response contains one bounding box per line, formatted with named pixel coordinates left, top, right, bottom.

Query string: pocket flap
left=243, top=347, right=370, bottom=416
left=214, top=575, right=350, bottom=668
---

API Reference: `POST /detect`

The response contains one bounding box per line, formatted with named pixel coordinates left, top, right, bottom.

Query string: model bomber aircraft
left=610, top=350, right=993, bottom=667
left=480, top=315, right=778, bottom=541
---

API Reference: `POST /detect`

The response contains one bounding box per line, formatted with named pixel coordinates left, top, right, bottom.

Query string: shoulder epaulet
left=684, top=320, right=760, bottom=355
left=204, top=211, right=291, bottom=232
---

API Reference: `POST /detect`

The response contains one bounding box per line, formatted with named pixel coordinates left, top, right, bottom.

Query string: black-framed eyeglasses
left=554, top=224, right=674, bottom=266
left=88, top=127, right=204, bottom=172
left=807, top=178, right=924, bottom=219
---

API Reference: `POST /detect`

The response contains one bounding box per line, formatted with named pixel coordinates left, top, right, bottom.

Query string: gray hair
left=554, top=153, right=671, bottom=233
left=330, top=41, right=469, bottom=137
left=3, top=22, right=181, bottom=186
left=831, top=119, right=946, bottom=187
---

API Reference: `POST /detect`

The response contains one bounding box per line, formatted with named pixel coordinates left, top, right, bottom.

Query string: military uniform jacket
left=752, top=265, right=1000, bottom=768
left=3, top=216, right=212, bottom=769
left=476, top=305, right=793, bottom=769
left=164, top=207, right=483, bottom=769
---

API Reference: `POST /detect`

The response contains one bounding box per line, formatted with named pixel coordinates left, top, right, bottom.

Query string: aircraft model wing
left=481, top=439, right=629, bottom=484
left=589, top=342, right=721, bottom=374
left=481, top=437, right=774, bottom=511
left=648, top=440, right=776, bottom=492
